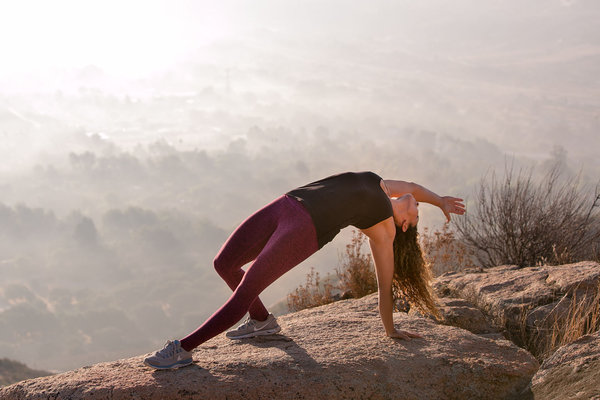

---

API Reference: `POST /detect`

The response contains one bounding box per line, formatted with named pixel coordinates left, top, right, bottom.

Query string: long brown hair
left=392, top=225, right=440, bottom=319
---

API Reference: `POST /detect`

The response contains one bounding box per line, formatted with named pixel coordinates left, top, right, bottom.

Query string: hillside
left=0, top=358, right=52, bottom=387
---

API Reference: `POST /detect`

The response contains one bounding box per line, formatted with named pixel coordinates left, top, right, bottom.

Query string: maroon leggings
left=180, top=195, right=319, bottom=351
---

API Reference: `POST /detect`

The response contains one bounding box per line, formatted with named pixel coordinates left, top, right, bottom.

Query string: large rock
left=0, top=294, right=538, bottom=400
left=409, top=297, right=498, bottom=335
left=531, top=330, right=600, bottom=400
left=434, top=262, right=600, bottom=349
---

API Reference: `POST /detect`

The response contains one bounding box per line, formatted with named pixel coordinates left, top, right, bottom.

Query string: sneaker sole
left=143, top=358, right=193, bottom=370
left=226, top=325, right=281, bottom=340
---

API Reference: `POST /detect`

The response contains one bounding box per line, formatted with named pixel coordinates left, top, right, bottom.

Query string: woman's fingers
left=451, top=198, right=465, bottom=210
left=399, top=331, right=422, bottom=340
left=453, top=205, right=465, bottom=214
left=445, top=197, right=466, bottom=215
left=439, top=196, right=466, bottom=222
left=390, top=330, right=423, bottom=340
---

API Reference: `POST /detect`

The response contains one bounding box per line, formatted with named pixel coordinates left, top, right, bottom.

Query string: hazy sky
left=0, top=1, right=230, bottom=77
left=2, top=0, right=599, bottom=160
left=3, top=1, right=596, bottom=77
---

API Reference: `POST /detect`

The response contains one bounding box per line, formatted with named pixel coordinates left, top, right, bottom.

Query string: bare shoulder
left=360, top=216, right=395, bottom=243
left=382, top=179, right=416, bottom=198
left=379, top=179, right=391, bottom=196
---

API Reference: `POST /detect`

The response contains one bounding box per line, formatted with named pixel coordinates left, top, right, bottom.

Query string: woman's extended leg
left=211, top=196, right=285, bottom=322
left=179, top=195, right=318, bottom=351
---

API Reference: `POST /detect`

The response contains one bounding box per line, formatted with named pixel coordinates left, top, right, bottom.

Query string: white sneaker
left=144, top=340, right=193, bottom=369
left=226, top=313, right=281, bottom=339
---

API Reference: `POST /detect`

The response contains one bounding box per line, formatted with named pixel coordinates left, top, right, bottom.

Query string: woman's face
left=392, top=194, right=419, bottom=232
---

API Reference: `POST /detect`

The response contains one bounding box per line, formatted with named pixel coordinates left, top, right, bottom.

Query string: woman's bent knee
left=213, top=255, right=227, bottom=276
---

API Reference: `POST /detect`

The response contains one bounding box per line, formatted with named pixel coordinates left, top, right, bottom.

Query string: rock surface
left=531, top=330, right=600, bottom=400
left=0, top=293, right=538, bottom=400
left=409, top=297, right=498, bottom=334
left=434, top=261, right=600, bottom=348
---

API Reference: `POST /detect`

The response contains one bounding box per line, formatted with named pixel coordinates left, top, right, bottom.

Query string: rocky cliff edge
left=0, top=293, right=538, bottom=400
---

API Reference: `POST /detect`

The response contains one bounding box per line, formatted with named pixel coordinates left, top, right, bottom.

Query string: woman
left=144, top=171, right=465, bottom=369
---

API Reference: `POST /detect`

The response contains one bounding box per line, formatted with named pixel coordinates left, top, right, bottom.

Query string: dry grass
left=513, top=281, right=600, bottom=361
left=335, top=230, right=378, bottom=298
left=542, top=282, right=600, bottom=359
left=286, top=267, right=336, bottom=312
left=420, top=224, right=477, bottom=276
left=287, top=227, right=473, bottom=312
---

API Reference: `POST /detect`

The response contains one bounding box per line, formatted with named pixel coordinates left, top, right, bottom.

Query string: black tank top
left=286, top=171, right=393, bottom=248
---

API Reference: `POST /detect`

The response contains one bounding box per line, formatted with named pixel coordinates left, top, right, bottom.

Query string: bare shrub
left=455, top=163, right=600, bottom=268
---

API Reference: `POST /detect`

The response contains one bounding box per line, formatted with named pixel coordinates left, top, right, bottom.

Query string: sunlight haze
left=0, top=1, right=233, bottom=79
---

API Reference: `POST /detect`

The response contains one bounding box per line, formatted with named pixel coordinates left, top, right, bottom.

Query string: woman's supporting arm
left=368, top=231, right=424, bottom=340
left=362, top=218, right=422, bottom=339
left=368, top=233, right=396, bottom=336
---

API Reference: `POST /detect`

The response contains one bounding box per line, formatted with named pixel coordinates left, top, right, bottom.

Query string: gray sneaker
left=226, top=313, right=281, bottom=339
left=144, top=340, right=193, bottom=370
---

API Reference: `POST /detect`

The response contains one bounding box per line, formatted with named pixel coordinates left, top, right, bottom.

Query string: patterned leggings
left=179, top=194, right=319, bottom=351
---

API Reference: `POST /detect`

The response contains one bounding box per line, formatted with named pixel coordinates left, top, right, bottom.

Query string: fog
left=0, top=0, right=599, bottom=372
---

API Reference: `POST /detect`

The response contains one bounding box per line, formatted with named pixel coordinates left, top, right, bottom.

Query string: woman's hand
left=440, top=196, right=465, bottom=222
left=387, top=329, right=423, bottom=340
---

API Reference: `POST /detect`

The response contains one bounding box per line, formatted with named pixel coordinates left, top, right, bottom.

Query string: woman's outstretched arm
left=383, top=179, right=465, bottom=222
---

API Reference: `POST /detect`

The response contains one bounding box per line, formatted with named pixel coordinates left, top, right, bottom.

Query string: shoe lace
left=239, top=316, right=257, bottom=330
left=156, top=340, right=177, bottom=359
